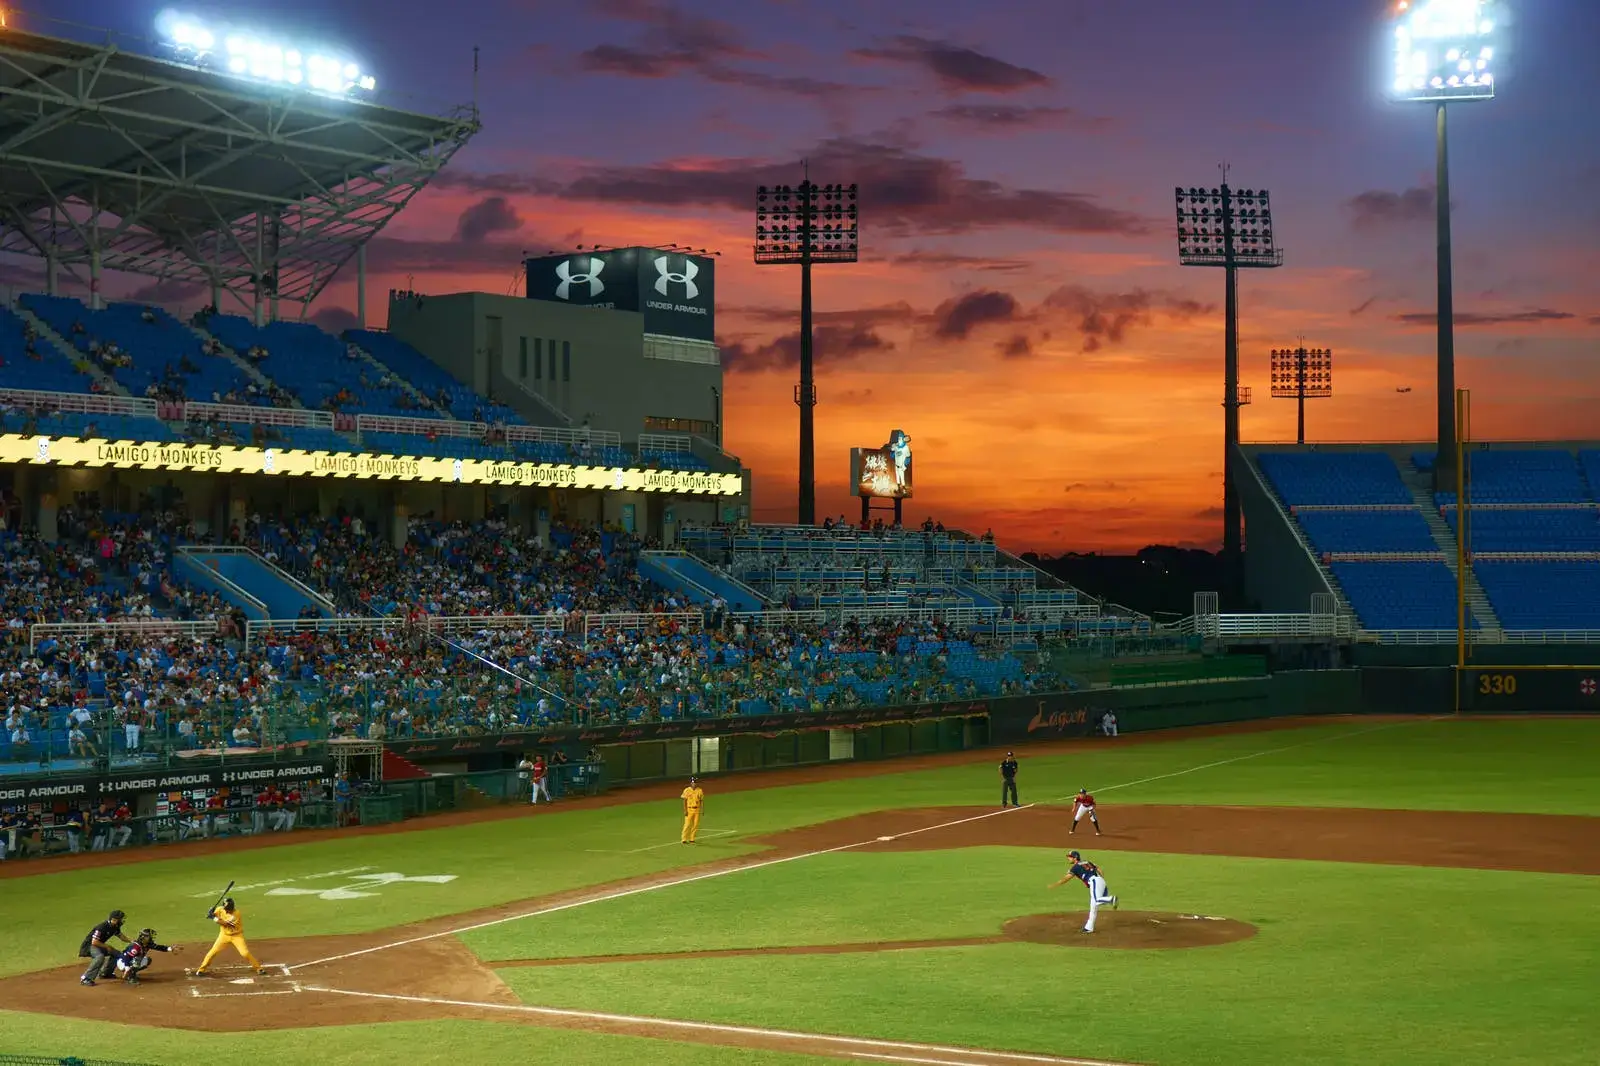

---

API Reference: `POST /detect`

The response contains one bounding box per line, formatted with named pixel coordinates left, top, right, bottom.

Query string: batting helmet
left=222, top=898, right=236, bottom=910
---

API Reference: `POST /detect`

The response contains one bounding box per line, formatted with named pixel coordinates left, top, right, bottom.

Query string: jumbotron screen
left=851, top=429, right=913, bottom=499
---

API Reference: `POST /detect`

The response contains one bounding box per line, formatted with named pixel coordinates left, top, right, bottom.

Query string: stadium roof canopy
left=0, top=24, right=478, bottom=311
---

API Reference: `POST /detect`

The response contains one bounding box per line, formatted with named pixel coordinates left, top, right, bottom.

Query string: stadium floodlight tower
left=1175, top=169, right=1283, bottom=589
left=1271, top=344, right=1333, bottom=445
left=755, top=168, right=859, bottom=527
left=1387, top=0, right=1500, bottom=492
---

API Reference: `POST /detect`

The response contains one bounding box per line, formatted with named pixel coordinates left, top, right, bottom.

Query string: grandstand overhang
left=0, top=431, right=744, bottom=495
left=0, top=26, right=478, bottom=311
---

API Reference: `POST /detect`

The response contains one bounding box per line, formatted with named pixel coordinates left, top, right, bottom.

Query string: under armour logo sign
left=653, top=256, right=699, bottom=300
left=555, top=258, right=604, bottom=300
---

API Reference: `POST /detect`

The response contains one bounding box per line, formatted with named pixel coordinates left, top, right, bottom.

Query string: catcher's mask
left=109, top=910, right=126, bottom=923
left=137, top=929, right=156, bottom=947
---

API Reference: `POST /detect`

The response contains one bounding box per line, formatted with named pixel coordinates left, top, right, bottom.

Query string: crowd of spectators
left=239, top=513, right=676, bottom=618
left=0, top=505, right=1052, bottom=766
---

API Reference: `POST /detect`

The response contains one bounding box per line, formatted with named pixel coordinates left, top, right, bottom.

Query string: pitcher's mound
left=1002, top=912, right=1257, bottom=950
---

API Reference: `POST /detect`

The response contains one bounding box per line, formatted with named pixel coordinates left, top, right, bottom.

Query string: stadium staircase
left=342, top=334, right=454, bottom=419
left=10, top=303, right=128, bottom=396
left=186, top=319, right=301, bottom=402
left=172, top=549, right=269, bottom=621
left=381, top=749, right=431, bottom=781
left=956, top=580, right=1002, bottom=609
left=640, top=550, right=768, bottom=610
left=176, top=546, right=333, bottom=620
left=1399, top=458, right=1503, bottom=634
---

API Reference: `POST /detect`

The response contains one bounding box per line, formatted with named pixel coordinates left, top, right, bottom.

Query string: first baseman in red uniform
left=1070, top=788, right=1102, bottom=835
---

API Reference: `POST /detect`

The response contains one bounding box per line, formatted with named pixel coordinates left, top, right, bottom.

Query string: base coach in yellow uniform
left=680, top=776, right=704, bottom=844
left=194, top=897, right=262, bottom=975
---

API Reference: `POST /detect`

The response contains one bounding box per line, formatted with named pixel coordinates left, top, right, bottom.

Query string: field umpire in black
left=79, top=909, right=130, bottom=986
left=1000, top=751, right=1020, bottom=807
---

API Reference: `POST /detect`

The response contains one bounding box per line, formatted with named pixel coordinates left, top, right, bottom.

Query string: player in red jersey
left=1070, top=788, right=1102, bottom=835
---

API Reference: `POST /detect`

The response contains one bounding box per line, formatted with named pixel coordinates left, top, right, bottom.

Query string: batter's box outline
left=189, top=980, right=303, bottom=998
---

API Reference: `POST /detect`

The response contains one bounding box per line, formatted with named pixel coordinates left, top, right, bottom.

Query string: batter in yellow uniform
left=194, top=897, right=262, bottom=975
left=680, top=777, right=704, bottom=844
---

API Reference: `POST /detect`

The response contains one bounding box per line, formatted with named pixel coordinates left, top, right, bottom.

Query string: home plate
left=230, top=978, right=255, bottom=985
left=876, top=835, right=895, bottom=841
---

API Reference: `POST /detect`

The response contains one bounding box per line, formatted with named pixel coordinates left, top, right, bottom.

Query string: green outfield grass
left=491, top=849, right=1600, bottom=1066
left=3, top=715, right=1598, bottom=1065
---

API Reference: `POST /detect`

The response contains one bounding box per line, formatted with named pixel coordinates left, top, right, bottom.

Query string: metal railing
left=638, top=431, right=693, bottom=453
left=245, top=609, right=704, bottom=645
left=29, top=619, right=219, bottom=653
left=178, top=544, right=334, bottom=614
left=1359, top=628, right=1600, bottom=645
left=356, top=412, right=475, bottom=439
left=185, top=401, right=334, bottom=428
left=0, top=387, right=158, bottom=417
left=1172, top=613, right=1357, bottom=640
left=173, top=547, right=269, bottom=618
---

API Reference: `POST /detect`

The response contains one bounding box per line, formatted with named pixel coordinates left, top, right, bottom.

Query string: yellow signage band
left=0, top=434, right=742, bottom=495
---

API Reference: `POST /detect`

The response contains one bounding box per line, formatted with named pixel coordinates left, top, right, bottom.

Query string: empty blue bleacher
left=1580, top=451, right=1600, bottom=499
left=1296, top=510, right=1438, bottom=554
left=0, top=306, right=98, bottom=393
left=346, top=330, right=521, bottom=424
left=21, top=295, right=256, bottom=403
left=1257, top=452, right=1412, bottom=506
left=1330, top=560, right=1468, bottom=630
left=204, top=316, right=427, bottom=417
left=1444, top=508, right=1600, bottom=553
left=1474, top=562, right=1600, bottom=630
left=1421, top=449, right=1590, bottom=504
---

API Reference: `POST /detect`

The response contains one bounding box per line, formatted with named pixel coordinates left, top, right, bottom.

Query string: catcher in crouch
left=194, top=897, right=262, bottom=975
left=114, top=928, right=181, bottom=985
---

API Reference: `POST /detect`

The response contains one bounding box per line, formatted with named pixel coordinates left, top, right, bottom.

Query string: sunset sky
left=33, top=1, right=1600, bottom=552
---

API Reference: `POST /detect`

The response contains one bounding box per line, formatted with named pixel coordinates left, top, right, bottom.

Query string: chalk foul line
left=286, top=804, right=1034, bottom=974
left=298, top=985, right=1137, bottom=1066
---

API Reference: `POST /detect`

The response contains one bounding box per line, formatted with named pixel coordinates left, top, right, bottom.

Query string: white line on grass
left=286, top=804, right=1035, bottom=974
left=1048, top=716, right=1440, bottom=805
left=299, top=985, right=1136, bottom=1066
left=585, top=829, right=740, bottom=854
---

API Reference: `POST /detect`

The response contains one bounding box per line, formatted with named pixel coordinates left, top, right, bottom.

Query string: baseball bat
left=207, top=880, right=235, bottom=916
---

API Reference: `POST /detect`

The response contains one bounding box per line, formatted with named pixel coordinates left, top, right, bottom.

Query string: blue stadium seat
left=1257, top=452, right=1412, bottom=506
left=204, top=316, right=433, bottom=417
left=1296, top=510, right=1438, bottom=554
left=346, top=330, right=522, bottom=424
left=1443, top=508, right=1600, bottom=553
left=20, top=295, right=257, bottom=403
left=1580, top=451, right=1600, bottom=500
left=0, top=305, right=98, bottom=393
left=1425, top=449, right=1588, bottom=504
left=1474, top=562, right=1600, bottom=629
left=1330, top=560, right=1466, bottom=629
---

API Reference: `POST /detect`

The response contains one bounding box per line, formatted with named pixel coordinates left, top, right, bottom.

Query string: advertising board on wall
left=0, top=434, right=742, bottom=496
left=850, top=429, right=913, bottom=499
left=525, top=246, right=716, bottom=342
left=0, top=759, right=335, bottom=803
